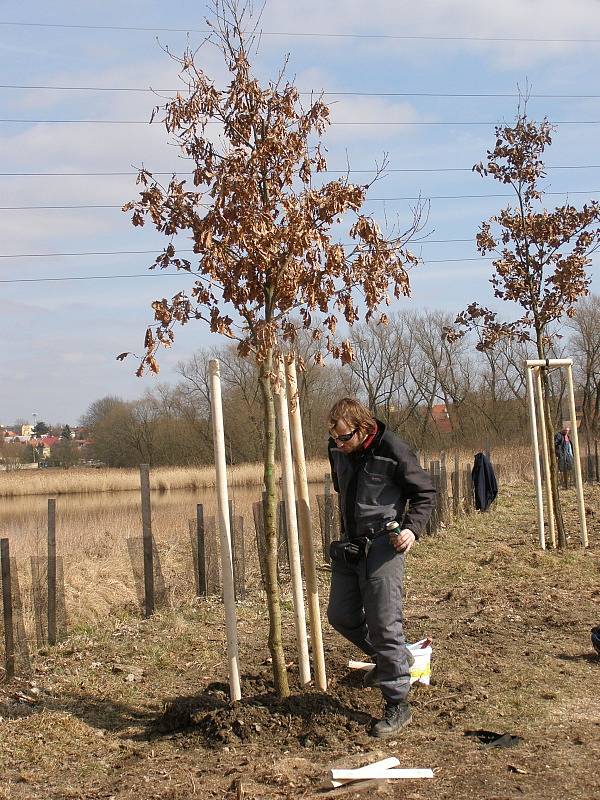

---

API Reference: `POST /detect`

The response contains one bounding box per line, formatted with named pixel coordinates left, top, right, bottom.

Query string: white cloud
left=261, top=0, right=600, bottom=69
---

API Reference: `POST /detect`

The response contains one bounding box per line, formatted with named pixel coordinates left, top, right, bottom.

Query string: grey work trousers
left=327, top=536, right=412, bottom=703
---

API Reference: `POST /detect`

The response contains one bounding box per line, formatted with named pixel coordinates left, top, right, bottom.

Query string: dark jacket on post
left=472, top=451, right=498, bottom=511
left=328, top=420, right=436, bottom=540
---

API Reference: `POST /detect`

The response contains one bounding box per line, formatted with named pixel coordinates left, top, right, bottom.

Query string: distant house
left=31, top=435, right=60, bottom=460
left=21, top=424, right=33, bottom=438
left=430, top=403, right=453, bottom=435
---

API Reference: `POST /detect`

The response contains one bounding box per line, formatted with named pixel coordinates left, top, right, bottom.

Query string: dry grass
left=0, top=446, right=535, bottom=500
left=1, top=481, right=331, bottom=638
left=0, top=459, right=332, bottom=498
left=1, top=481, right=599, bottom=800
left=0, top=446, right=539, bottom=643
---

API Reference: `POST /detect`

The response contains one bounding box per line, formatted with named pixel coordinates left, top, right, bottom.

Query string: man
left=327, top=398, right=436, bottom=738
left=554, top=423, right=574, bottom=489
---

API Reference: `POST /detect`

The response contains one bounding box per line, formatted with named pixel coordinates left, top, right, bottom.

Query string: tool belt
left=329, top=537, right=368, bottom=564
left=329, top=519, right=398, bottom=564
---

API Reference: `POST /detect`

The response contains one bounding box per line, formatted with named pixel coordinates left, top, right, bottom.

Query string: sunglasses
left=330, top=428, right=359, bottom=443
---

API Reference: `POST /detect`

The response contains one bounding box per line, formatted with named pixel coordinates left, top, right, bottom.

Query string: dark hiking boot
left=371, top=701, right=412, bottom=738
left=362, top=665, right=379, bottom=688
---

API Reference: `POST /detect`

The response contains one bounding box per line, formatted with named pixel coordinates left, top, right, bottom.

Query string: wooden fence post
left=196, top=503, right=206, bottom=596
left=277, top=500, right=290, bottom=571
left=139, top=464, right=154, bottom=618
left=463, top=467, right=473, bottom=514
left=1, top=539, right=15, bottom=681
left=253, top=500, right=268, bottom=588
left=231, top=515, right=246, bottom=602
left=439, top=461, right=449, bottom=524
left=47, top=498, right=57, bottom=646
left=452, top=453, right=461, bottom=518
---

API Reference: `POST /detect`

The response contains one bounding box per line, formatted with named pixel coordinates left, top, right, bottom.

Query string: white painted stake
left=274, top=357, right=311, bottom=686
left=208, top=358, right=241, bottom=702
left=525, top=364, right=546, bottom=550
left=285, top=357, right=327, bottom=692
left=331, top=757, right=400, bottom=787
left=526, top=358, right=574, bottom=368
left=565, top=363, right=589, bottom=547
left=534, top=367, right=556, bottom=548
left=348, top=659, right=375, bottom=671
left=331, top=768, right=434, bottom=781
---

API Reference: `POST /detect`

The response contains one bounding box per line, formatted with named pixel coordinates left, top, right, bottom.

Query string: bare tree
left=568, top=294, right=600, bottom=446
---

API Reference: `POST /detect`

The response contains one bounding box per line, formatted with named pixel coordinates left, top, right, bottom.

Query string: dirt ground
left=1, top=482, right=599, bottom=800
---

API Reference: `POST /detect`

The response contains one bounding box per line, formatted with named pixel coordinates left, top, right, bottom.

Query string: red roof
left=32, top=435, right=60, bottom=446
left=430, top=404, right=453, bottom=434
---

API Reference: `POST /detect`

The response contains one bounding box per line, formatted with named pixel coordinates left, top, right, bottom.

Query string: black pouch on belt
left=329, top=538, right=367, bottom=564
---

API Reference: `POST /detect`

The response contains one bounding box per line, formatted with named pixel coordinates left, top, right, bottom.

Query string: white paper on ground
left=331, top=768, right=434, bottom=781
left=330, top=756, right=400, bottom=787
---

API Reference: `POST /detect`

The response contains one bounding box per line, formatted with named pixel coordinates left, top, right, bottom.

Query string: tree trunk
left=258, top=351, right=290, bottom=698
left=539, top=363, right=567, bottom=548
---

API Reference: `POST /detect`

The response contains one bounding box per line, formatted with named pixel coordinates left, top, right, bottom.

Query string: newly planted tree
left=121, top=1, right=422, bottom=695
left=445, top=110, right=600, bottom=546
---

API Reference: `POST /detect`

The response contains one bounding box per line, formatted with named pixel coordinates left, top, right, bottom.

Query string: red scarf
left=360, top=426, right=378, bottom=452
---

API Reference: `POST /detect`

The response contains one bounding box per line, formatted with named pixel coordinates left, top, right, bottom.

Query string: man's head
left=561, top=421, right=571, bottom=435
left=327, top=398, right=377, bottom=454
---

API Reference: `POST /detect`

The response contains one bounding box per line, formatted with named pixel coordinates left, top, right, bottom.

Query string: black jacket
left=471, top=452, right=498, bottom=511
left=328, top=421, right=436, bottom=540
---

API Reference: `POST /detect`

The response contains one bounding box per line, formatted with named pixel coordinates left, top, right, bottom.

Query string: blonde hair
left=328, top=398, right=377, bottom=437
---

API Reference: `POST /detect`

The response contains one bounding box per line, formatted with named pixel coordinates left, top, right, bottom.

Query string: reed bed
left=0, top=445, right=536, bottom=641
left=0, top=459, right=332, bottom=498
left=4, top=487, right=267, bottom=634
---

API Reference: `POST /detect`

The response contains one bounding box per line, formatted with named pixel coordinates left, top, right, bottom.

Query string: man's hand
left=390, top=528, right=416, bottom=553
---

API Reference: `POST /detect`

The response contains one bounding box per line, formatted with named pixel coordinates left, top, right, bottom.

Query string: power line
left=2, top=189, right=599, bottom=211
left=0, top=272, right=191, bottom=284
left=2, top=165, right=600, bottom=177
left=0, top=256, right=497, bottom=284
left=2, top=83, right=600, bottom=99
left=0, top=239, right=478, bottom=259
left=2, top=118, right=600, bottom=125
left=2, top=21, right=600, bottom=43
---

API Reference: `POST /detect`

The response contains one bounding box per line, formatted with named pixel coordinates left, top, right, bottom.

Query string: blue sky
left=1, top=0, right=600, bottom=425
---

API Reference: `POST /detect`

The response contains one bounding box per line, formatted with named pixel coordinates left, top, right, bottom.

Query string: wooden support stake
left=209, top=358, right=241, bottom=702
left=275, top=357, right=311, bottom=686
left=286, top=357, right=327, bottom=692
left=565, top=363, right=588, bottom=547
left=1, top=538, right=15, bottom=681
left=525, top=364, right=546, bottom=549
left=139, top=464, right=155, bottom=618
left=534, top=367, right=556, bottom=548
left=47, top=498, right=57, bottom=645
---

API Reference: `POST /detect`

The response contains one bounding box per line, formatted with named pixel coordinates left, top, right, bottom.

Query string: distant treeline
left=66, top=297, right=600, bottom=468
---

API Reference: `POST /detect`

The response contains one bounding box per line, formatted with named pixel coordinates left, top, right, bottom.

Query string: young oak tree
left=121, top=1, right=423, bottom=696
left=445, top=110, right=600, bottom=547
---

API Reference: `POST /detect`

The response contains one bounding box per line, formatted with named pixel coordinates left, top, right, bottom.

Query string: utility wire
left=0, top=239, right=478, bottom=259
left=0, top=257, right=497, bottom=284
left=2, top=189, right=599, bottom=210
left=2, top=83, right=600, bottom=99
left=1, top=165, right=600, bottom=177
left=2, top=118, right=600, bottom=125
left=1, top=21, right=600, bottom=43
